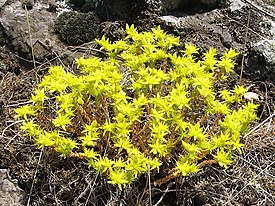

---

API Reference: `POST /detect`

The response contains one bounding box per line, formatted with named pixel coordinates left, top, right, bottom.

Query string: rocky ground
left=0, top=0, right=274, bottom=205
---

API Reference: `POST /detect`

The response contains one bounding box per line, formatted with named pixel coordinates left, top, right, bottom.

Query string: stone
left=160, top=0, right=221, bottom=12
left=0, top=0, right=10, bottom=9
left=0, top=0, right=74, bottom=64
left=0, top=0, right=6, bottom=8
left=21, top=0, right=35, bottom=10
left=228, top=0, right=245, bottom=11
left=248, top=39, right=275, bottom=81
left=0, top=169, right=24, bottom=206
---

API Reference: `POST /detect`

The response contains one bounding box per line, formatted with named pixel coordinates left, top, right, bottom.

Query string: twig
left=243, top=0, right=275, bottom=19
left=4, top=100, right=31, bottom=108
left=224, top=159, right=275, bottom=205
left=154, top=172, right=180, bottom=186
left=137, top=171, right=149, bottom=206
left=1, top=120, right=23, bottom=136
left=84, top=174, right=98, bottom=206
left=244, top=112, right=275, bottom=145
left=148, top=166, right=152, bottom=206
left=236, top=155, right=275, bottom=179
left=72, top=172, right=99, bottom=206
left=24, top=5, right=38, bottom=83
left=27, top=148, right=44, bottom=206
left=226, top=18, right=266, bottom=40
left=153, top=182, right=175, bottom=206
left=239, top=8, right=251, bottom=84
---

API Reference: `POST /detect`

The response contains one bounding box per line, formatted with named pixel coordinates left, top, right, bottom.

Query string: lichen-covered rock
left=54, top=11, right=100, bottom=45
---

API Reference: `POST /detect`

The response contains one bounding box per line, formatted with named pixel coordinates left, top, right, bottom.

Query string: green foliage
left=15, top=24, right=258, bottom=189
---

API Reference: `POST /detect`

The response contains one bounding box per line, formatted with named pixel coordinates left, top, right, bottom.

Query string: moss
left=54, top=11, right=100, bottom=46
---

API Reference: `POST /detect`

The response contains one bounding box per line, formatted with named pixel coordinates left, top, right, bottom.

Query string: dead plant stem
left=27, top=148, right=43, bottom=206
left=24, top=5, right=38, bottom=83
left=239, top=9, right=251, bottom=84
left=148, top=166, right=152, bottom=206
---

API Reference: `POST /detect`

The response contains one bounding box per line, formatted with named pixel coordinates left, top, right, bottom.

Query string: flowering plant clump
left=15, top=24, right=258, bottom=189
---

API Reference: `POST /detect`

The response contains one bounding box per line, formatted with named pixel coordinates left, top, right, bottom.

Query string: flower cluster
left=15, top=24, right=258, bottom=189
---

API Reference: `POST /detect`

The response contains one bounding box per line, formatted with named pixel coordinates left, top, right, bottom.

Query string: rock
left=247, top=39, right=275, bottom=81
left=0, top=0, right=76, bottom=65
left=101, top=0, right=147, bottom=20
left=161, top=0, right=182, bottom=11
left=160, top=0, right=222, bottom=12
left=160, top=0, right=275, bottom=83
left=201, top=0, right=219, bottom=6
left=21, top=0, right=35, bottom=10
left=68, top=0, right=137, bottom=20
left=68, top=0, right=104, bottom=11
left=0, top=0, right=275, bottom=84
left=255, top=40, right=275, bottom=67
left=238, top=1, right=275, bottom=81
left=1, top=1, right=55, bottom=61
left=0, top=0, right=7, bottom=8
left=48, top=0, right=57, bottom=12
left=228, top=0, right=245, bottom=11
left=160, top=10, right=243, bottom=53
left=100, top=21, right=127, bottom=41
left=0, top=169, right=24, bottom=206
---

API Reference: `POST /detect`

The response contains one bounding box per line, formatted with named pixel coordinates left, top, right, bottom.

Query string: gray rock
left=248, top=39, right=275, bottom=81
left=0, top=169, right=24, bottom=206
left=245, top=5, right=275, bottom=81
left=160, top=10, right=243, bottom=52
left=160, top=1, right=275, bottom=83
left=0, top=0, right=9, bottom=9
left=255, top=40, right=275, bottom=65
left=201, top=0, right=219, bottom=6
left=160, top=0, right=182, bottom=11
left=228, top=0, right=245, bottom=11
left=160, top=0, right=220, bottom=12
left=0, top=0, right=71, bottom=63
left=21, top=0, right=35, bottom=10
